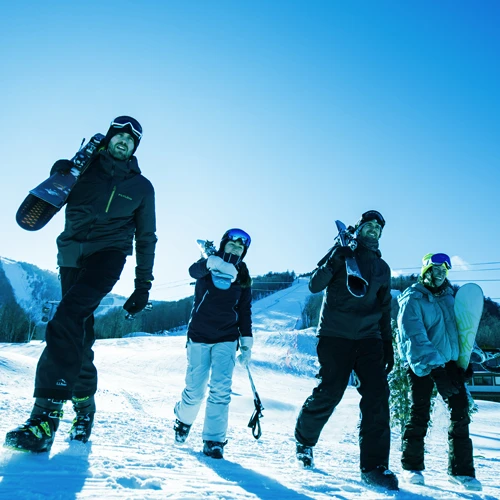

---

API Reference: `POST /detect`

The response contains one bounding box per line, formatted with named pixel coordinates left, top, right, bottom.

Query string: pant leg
left=401, top=368, right=434, bottom=471
left=58, top=267, right=98, bottom=398
left=175, top=341, right=212, bottom=425
left=354, top=338, right=391, bottom=471
left=447, top=383, right=475, bottom=477
left=202, top=341, right=237, bottom=442
left=295, top=337, right=355, bottom=447
left=34, top=251, right=126, bottom=400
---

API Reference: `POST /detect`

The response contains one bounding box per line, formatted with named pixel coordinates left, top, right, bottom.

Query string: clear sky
left=1, top=0, right=499, bottom=302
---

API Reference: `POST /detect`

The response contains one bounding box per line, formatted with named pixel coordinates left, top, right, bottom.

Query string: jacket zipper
left=105, top=186, right=116, bottom=213
left=196, top=290, right=209, bottom=313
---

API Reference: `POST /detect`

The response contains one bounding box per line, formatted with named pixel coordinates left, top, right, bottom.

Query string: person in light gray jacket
left=397, top=253, right=481, bottom=491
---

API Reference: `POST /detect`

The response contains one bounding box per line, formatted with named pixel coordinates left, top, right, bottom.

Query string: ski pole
left=246, top=365, right=264, bottom=439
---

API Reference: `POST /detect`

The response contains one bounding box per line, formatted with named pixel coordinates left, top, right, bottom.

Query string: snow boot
left=296, top=442, right=314, bottom=468
left=4, top=398, right=64, bottom=453
left=401, top=469, right=425, bottom=485
left=69, top=396, right=95, bottom=443
left=361, top=465, right=399, bottom=491
left=448, top=475, right=482, bottom=491
left=203, top=440, right=227, bottom=459
left=174, top=419, right=191, bottom=444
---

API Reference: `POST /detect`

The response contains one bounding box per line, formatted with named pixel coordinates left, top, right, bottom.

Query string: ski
left=16, top=133, right=105, bottom=231
left=334, top=220, right=368, bottom=298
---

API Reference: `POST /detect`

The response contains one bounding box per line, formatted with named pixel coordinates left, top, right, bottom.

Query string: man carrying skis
left=294, top=210, right=398, bottom=491
left=4, top=116, right=157, bottom=452
left=396, top=253, right=481, bottom=491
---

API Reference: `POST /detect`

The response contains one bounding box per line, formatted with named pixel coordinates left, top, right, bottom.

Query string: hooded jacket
left=397, top=282, right=459, bottom=377
left=309, top=242, right=392, bottom=342
left=52, top=150, right=157, bottom=282
left=187, top=258, right=252, bottom=344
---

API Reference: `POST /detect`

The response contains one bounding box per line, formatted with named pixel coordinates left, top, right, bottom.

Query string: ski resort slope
left=0, top=278, right=499, bottom=499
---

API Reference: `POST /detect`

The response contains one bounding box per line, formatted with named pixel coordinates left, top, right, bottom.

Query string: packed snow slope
left=0, top=278, right=499, bottom=499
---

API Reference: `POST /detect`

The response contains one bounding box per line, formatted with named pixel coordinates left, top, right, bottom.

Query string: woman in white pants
left=174, top=228, right=253, bottom=459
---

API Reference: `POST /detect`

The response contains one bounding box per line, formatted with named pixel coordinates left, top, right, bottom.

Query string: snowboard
left=454, top=283, right=484, bottom=369
left=16, top=133, right=105, bottom=231
left=196, top=239, right=233, bottom=290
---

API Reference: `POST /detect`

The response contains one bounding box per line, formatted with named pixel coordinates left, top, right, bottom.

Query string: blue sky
left=1, top=0, right=499, bottom=302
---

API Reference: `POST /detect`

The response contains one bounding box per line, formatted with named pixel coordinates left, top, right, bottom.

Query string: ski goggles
left=423, top=253, right=452, bottom=270
left=224, top=228, right=251, bottom=248
left=109, top=116, right=143, bottom=140
left=360, top=210, right=386, bottom=228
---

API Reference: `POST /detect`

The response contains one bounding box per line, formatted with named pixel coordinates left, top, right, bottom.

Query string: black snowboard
left=16, top=133, right=104, bottom=231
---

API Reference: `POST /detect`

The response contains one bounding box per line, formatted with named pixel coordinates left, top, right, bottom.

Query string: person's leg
left=295, top=337, right=355, bottom=447
left=401, top=369, right=434, bottom=471
left=447, top=385, right=475, bottom=477
left=354, top=338, right=392, bottom=471
left=34, top=251, right=126, bottom=400
left=175, top=341, right=212, bottom=426
left=202, top=340, right=237, bottom=443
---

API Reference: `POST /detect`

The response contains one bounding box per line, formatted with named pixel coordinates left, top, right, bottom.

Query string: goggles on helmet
left=361, top=210, right=385, bottom=228
left=224, top=228, right=251, bottom=248
left=423, top=253, right=452, bottom=270
left=110, top=116, right=143, bottom=140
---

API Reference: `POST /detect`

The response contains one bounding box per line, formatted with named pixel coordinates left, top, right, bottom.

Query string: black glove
left=383, top=341, right=394, bottom=375
left=50, top=159, right=74, bottom=176
left=123, top=281, right=151, bottom=315
left=464, top=363, right=474, bottom=382
left=430, top=367, right=460, bottom=399
left=326, top=246, right=354, bottom=270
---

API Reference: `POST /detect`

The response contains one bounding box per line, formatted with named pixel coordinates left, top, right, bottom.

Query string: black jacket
left=310, top=243, right=392, bottom=342
left=187, top=258, right=252, bottom=344
left=53, top=151, right=157, bottom=282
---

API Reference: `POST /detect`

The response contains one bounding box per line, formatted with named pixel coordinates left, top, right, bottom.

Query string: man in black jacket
left=294, top=210, right=398, bottom=491
left=5, top=116, right=157, bottom=452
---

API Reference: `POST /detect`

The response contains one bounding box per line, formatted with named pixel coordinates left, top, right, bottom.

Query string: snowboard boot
left=361, top=465, right=399, bottom=491
left=174, top=419, right=191, bottom=444
left=203, top=440, right=227, bottom=459
left=448, top=475, right=482, bottom=491
left=401, top=469, right=425, bottom=485
left=4, top=398, right=64, bottom=453
left=296, top=442, right=314, bottom=468
left=69, top=395, right=95, bottom=443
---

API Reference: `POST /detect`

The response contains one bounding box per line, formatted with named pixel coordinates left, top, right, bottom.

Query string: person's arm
left=133, top=184, right=157, bottom=285
left=189, top=258, right=211, bottom=279
left=237, top=285, right=252, bottom=337
left=397, top=297, right=447, bottom=376
left=377, top=266, right=393, bottom=342
left=309, top=246, right=349, bottom=293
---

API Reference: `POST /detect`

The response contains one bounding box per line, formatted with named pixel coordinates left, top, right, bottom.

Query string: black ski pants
left=34, top=250, right=126, bottom=400
left=401, top=367, right=475, bottom=477
left=295, top=336, right=391, bottom=471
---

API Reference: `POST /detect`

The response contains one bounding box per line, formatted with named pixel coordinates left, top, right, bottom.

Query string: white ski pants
left=175, top=339, right=237, bottom=442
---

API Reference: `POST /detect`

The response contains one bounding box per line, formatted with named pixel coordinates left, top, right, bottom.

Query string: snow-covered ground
left=0, top=279, right=499, bottom=499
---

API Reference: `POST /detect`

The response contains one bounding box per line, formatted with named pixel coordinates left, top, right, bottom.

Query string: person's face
left=360, top=220, right=382, bottom=240
left=108, top=133, right=135, bottom=160
left=430, top=265, right=447, bottom=287
left=224, top=240, right=245, bottom=257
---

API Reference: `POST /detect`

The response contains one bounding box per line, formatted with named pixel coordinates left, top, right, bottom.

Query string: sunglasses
left=424, top=253, right=452, bottom=270
left=110, top=117, right=143, bottom=140
left=224, top=228, right=251, bottom=248
left=361, top=210, right=386, bottom=228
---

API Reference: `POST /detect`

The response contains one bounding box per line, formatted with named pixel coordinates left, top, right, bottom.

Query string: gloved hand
left=50, top=159, right=74, bottom=176
left=326, top=246, right=354, bottom=270
left=430, top=367, right=460, bottom=399
left=123, top=281, right=152, bottom=315
left=464, top=363, right=474, bottom=383
left=383, top=341, right=394, bottom=375
left=237, top=336, right=253, bottom=367
left=206, top=256, right=238, bottom=282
